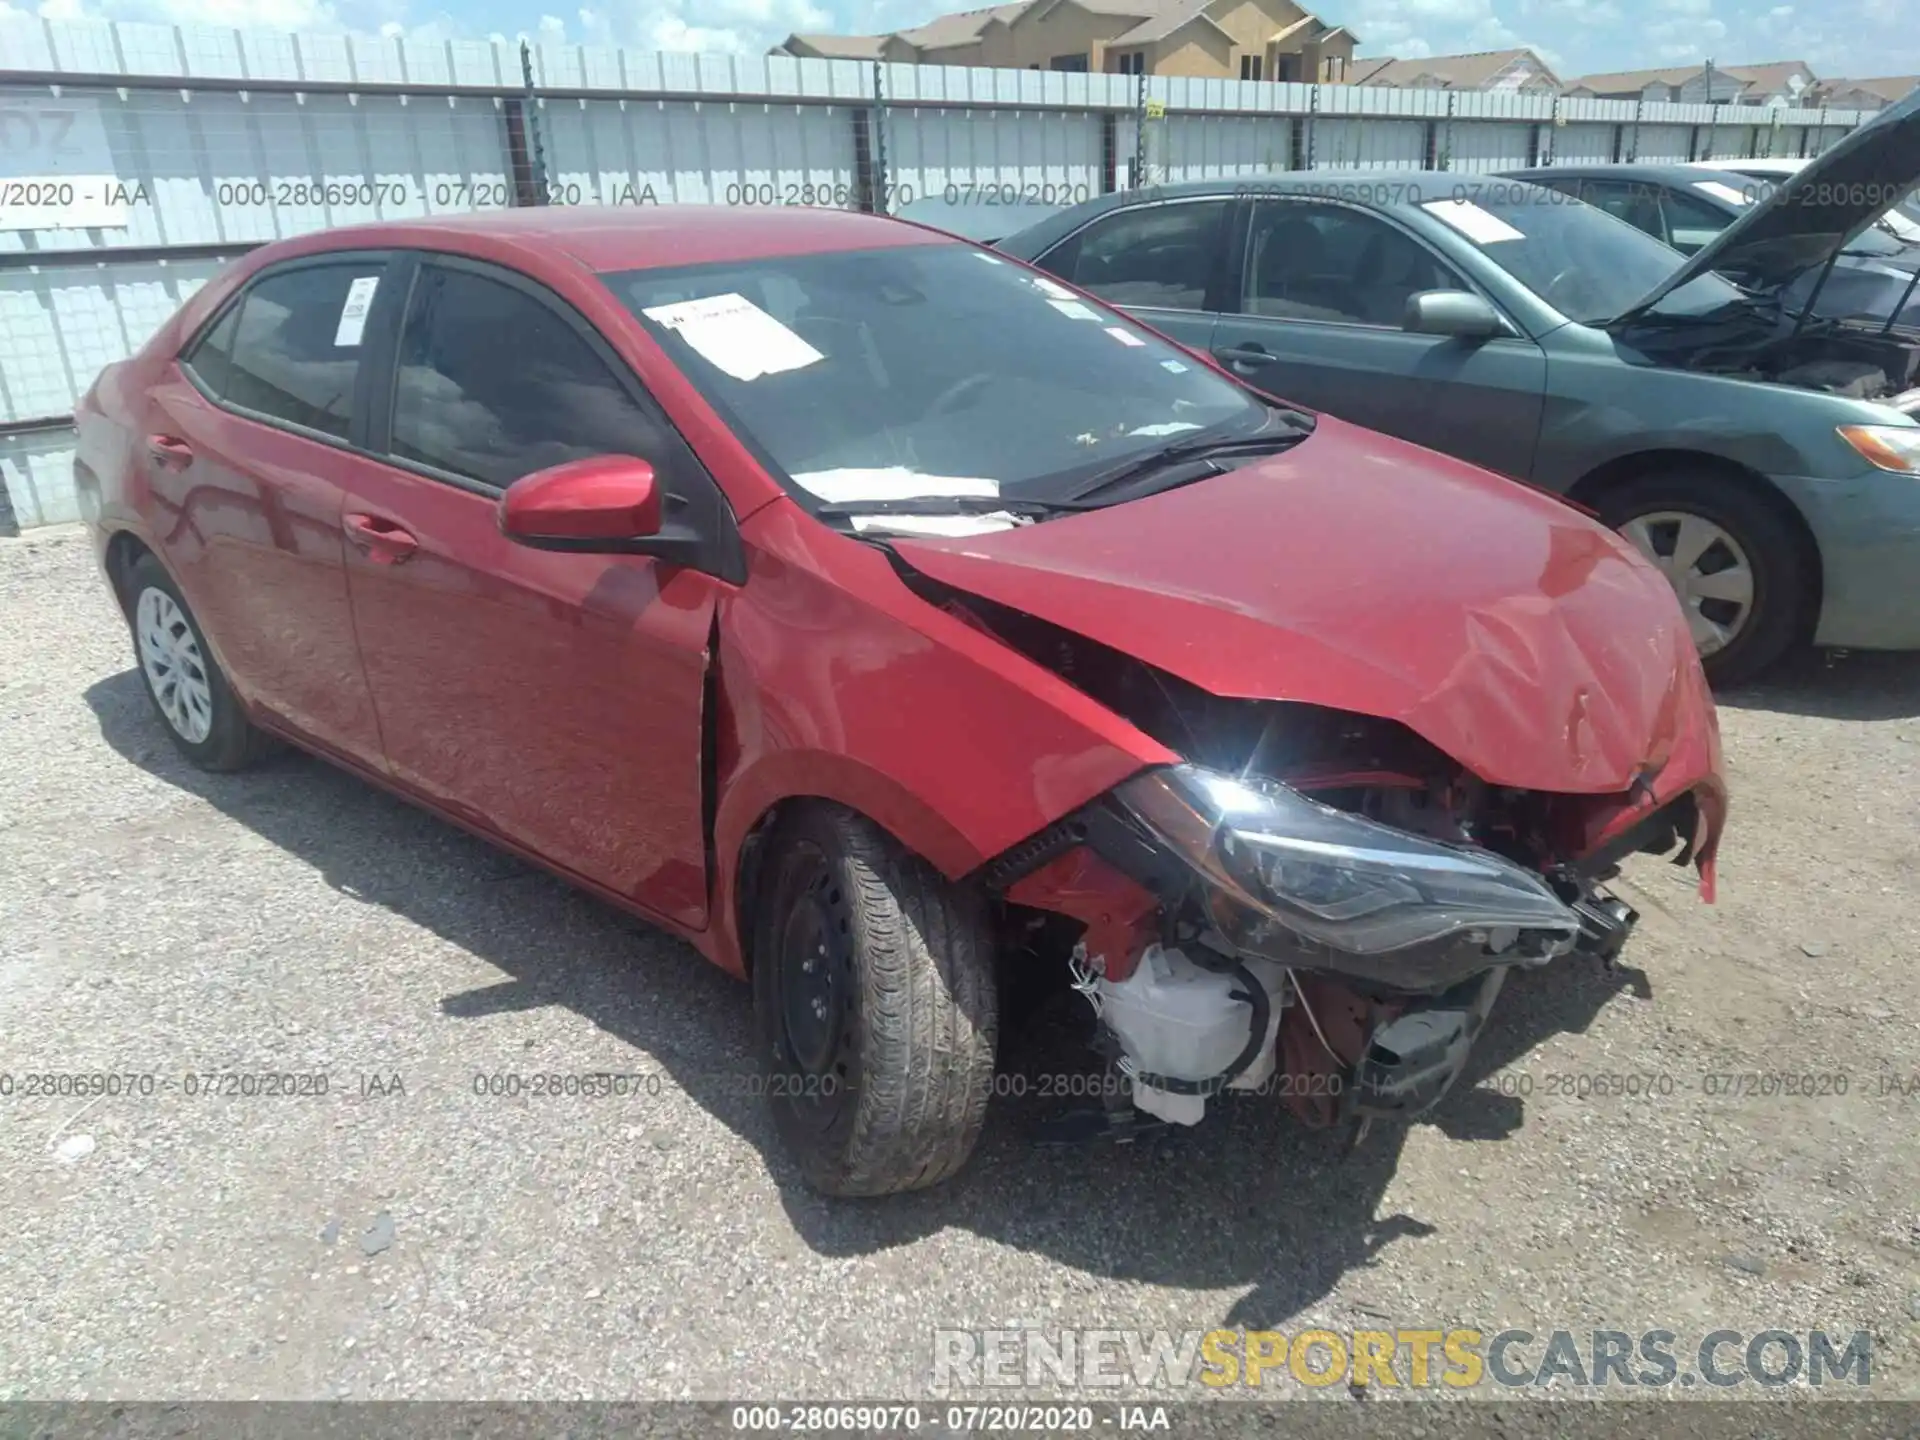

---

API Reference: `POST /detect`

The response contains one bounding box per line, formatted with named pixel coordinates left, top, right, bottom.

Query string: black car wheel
left=124, top=552, right=274, bottom=771
left=752, top=803, right=998, bottom=1196
left=1599, top=470, right=1808, bottom=687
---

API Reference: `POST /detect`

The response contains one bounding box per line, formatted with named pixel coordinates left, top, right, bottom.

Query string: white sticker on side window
left=1420, top=199, right=1526, bottom=245
left=640, top=292, right=825, bottom=382
left=334, top=275, right=381, bottom=347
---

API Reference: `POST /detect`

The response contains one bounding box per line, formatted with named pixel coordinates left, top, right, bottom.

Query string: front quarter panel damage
left=704, top=502, right=1176, bottom=976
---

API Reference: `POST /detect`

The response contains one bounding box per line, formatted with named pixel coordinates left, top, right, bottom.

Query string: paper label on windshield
left=1420, top=199, right=1525, bottom=245
left=333, top=276, right=381, bottom=347
left=790, top=467, right=1000, bottom=504
left=641, top=293, right=824, bottom=382
left=1050, top=299, right=1101, bottom=321
left=1693, top=180, right=1751, bottom=206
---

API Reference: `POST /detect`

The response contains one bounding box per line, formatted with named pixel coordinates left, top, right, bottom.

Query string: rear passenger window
left=1041, top=201, right=1228, bottom=311
left=221, top=264, right=382, bottom=441
left=183, top=301, right=240, bottom=398
left=390, top=266, right=668, bottom=490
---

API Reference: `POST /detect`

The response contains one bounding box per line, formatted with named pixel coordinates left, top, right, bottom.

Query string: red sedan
left=75, top=205, right=1726, bottom=1195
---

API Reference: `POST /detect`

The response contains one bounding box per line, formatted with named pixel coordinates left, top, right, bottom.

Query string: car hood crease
left=891, top=418, right=1709, bottom=796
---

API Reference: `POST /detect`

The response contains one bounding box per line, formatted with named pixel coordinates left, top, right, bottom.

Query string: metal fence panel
left=1158, top=114, right=1294, bottom=181
left=1631, top=123, right=1695, bottom=162
left=1443, top=120, right=1536, bottom=173
left=540, top=98, right=858, bottom=207
left=1550, top=122, right=1620, bottom=162
left=883, top=107, right=1101, bottom=210
left=1310, top=117, right=1425, bottom=169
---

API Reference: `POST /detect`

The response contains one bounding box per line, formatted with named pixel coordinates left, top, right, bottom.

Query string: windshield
left=1418, top=188, right=1745, bottom=324
left=609, top=244, right=1272, bottom=519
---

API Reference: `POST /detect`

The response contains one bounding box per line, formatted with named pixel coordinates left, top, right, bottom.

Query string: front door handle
left=1214, top=344, right=1271, bottom=370
left=344, top=512, right=419, bottom=564
left=147, top=434, right=194, bottom=469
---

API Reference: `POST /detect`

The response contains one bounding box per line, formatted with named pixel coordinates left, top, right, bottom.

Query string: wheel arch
left=102, top=528, right=157, bottom=615
left=716, top=757, right=989, bottom=981
left=1567, top=448, right=1825, bottom=641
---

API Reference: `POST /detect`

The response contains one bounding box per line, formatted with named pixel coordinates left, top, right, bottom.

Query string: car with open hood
left=1502, top=161, right=1920, bottom=327
left=1678, top=157, right=1920, bottom=246
left=996, top=87, right=1920, bottom=685
left=74, top=199, right=1724, bottom=1196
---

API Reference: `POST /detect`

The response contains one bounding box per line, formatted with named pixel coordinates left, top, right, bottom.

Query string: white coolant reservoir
left=1092, top=945, right=1288, bottom=1127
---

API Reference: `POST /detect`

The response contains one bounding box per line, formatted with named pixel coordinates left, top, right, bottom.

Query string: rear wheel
left=752, top=804, right=998, bottom=1196
left=125, top=553, right=273, bottom=771
left=1598, top=470, right=1806, bottom=687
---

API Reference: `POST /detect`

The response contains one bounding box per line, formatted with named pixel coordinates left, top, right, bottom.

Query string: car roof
left=1508, top=162, right=1750, bottom=185
left=1080, top=170, right=1485, bottom=214
left=246, top=203, right=951, bottom=276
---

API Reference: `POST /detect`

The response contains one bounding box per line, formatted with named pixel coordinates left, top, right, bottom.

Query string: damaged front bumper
left=1114, top=765, right=1584, bottom=990
left=998, top=761, right=1709, bottom=1133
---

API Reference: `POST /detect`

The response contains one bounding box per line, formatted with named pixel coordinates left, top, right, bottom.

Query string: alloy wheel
left=1617, top=510, right=1756, bottom=658
left=135, top=587, right=215, bottom=743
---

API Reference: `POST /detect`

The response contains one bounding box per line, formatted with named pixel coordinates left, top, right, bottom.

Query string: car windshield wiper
left=1062, top=429, right=1308, bottom=506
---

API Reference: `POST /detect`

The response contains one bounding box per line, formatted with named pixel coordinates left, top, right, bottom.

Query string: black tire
left=752, top=803, right=998, bottom=1196
left=1596, top=469, right=1808, bottom=688
left=124, top=552, right=274, bottom=772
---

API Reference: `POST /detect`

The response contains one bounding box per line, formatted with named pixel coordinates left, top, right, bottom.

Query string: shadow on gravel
left=89, top=666, right=1639, bottom=1333
left=1714, top=648, right=1920, bottom=722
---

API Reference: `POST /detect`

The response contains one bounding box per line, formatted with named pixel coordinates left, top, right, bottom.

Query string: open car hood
left=1616, top=86, right=1920, bottom=321
left=892, top=417, right=1716, bottom=797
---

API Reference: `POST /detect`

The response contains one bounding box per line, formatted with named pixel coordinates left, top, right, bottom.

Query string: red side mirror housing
left=499, top=456, right=661, bottom=549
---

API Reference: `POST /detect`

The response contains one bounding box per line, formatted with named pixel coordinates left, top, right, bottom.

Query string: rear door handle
left=1214, top=344, right=1271, bottom=369
left=147, top=434, right=194, bottom=468
left=344, top=512, right=419, bottom=564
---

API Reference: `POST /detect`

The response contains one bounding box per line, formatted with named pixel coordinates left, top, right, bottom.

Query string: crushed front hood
left=893, top=416, right=1711, bottom=796
left=1618, top=86, right=1920, bottom=319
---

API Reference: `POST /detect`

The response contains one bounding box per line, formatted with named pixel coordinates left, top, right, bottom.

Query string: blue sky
left=4, top=0, right=1914, bottom=84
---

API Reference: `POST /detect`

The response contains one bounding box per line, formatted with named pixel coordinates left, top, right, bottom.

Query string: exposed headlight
left=1838, top=424, right=1920, bottom=474
left=1115, top=765, right=1579, bottom=958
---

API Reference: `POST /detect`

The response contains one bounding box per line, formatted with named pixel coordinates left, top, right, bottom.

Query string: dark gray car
left=995, top=91, right=1920, bottom=684
left=1500, top=161, right=1920, bottom=326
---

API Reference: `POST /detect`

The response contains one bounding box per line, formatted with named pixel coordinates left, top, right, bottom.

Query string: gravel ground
left=2, top=523, right=1918, bottom=1406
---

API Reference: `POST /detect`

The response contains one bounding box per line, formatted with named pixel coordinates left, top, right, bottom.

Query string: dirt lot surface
left=2, top=523, right=1918, bottom=1407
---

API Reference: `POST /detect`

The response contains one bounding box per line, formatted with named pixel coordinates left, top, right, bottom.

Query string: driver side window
left=1040, top=200, right=1229, bottom=311
left=1239, top=200, right=1466, bottom=327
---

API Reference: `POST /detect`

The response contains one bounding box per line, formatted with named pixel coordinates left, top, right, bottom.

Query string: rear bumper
left=1776, top=470, right=1920, bottom=650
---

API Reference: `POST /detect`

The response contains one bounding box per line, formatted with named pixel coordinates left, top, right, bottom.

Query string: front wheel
left=1599, top=471, right=1807, bottom=687
left=752, top=804, right=998, bottom=1196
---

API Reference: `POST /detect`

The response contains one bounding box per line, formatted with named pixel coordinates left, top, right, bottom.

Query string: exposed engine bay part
left=1616, top=315, right=1920, bottom=402
left=989, top=760, right=1653, bottom=1136
left=1080, top=944, right=1283, bottom=1126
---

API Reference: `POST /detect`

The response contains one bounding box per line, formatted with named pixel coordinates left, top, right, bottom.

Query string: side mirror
left=1403, top=289, right=1507, bottom=340
left=499, top=456, right=661, bottom=551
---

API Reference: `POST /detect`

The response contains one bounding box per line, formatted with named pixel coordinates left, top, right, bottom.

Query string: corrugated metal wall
left=0, top=14, right=1878, bottom=531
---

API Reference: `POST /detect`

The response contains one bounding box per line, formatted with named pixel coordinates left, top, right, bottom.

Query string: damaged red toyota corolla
left=76, top=205, right=1727, bottom=1195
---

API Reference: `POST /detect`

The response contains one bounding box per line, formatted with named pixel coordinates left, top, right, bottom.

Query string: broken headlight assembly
left=1114, top=765, right=1581, bottom=986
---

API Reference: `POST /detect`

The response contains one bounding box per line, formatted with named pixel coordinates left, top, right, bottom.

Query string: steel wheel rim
left=1617, top=509, right=1756, bottom=658
left=135, top=587, right=214, bottom=743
